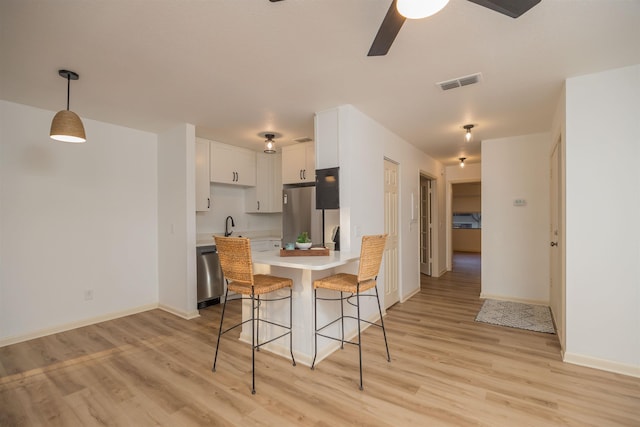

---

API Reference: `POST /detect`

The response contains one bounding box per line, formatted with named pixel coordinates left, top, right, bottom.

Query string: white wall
left=157, top=123, right=198, bottom=319
left=326, top=105, right=444, bottom=303
left=564, top=64, right=640, bottom=374
left=0, top=100, right=158, bottom=344
left=481, top=132, right=551, bottom=304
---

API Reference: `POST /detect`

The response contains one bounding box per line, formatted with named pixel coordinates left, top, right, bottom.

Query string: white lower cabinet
left=251, top=239, right=281, bottom=252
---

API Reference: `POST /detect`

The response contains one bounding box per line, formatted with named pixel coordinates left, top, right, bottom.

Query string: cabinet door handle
left=299, top=169, right=303, bottom=180
left=207, top=198, right=210, bottom=209
left=257, top=201, right=260, bottom=210
left=303, top=169, right=306, bottom=180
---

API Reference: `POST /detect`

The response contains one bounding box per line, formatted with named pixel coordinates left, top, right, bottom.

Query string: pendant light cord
left=66, top=74, right=71, bottom=111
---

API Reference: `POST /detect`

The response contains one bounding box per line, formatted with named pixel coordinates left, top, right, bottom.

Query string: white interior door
left=550, top=139, right=564, bottom=347
left=420, top=177, right=433, bottom=275
left=384, top=159, right=399, bottom=308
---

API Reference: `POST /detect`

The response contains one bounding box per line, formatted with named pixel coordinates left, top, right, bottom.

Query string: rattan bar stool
left=212, top=236, right=296, bottom=394
left=311, top=234, right=390, bottom=390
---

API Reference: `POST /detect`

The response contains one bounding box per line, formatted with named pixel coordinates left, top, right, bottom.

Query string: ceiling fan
left=269, top=0, right=541, bottom=57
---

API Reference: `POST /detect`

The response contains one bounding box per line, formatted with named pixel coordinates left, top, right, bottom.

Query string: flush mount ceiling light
left=263, top=133, right=276, bottom=154
left=397, top=0, right=450, bottom=19
left=459, top=157, right=466, bottom=168
left=50, top=69, right=86, bottom=143
left=463, top=124, right=474, bottom=142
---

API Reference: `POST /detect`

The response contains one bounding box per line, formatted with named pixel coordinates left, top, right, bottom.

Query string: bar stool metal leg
left=289, top=288, right=296, bottom=365
left=256, top=295, right=261, bottom=352
left=212, top=287, right=230, bottom=372
left=251, top=291, right=256, bottom=395
left=374, top=284, right=391, bottom=362
left=340, top=291, right=345, bottom=349
left=356, top=285, right=363, bottom=390
left=311, top=288, right=318, bottom=369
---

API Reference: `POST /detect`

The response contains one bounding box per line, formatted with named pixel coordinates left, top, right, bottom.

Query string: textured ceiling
left=1, top=0, right=639, bottom=165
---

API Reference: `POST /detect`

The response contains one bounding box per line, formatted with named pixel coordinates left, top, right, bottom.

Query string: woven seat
left=212, top=236, right=295, bottom=394
left=313, top=273, right=377, bottom=293
left=311, top=234, right=390, bottom=390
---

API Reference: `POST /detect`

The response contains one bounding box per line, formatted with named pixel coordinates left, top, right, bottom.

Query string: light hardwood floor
left=1, top=253, right=639, bottom=426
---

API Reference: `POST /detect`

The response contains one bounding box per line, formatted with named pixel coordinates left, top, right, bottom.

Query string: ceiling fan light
left=396, top=0, right=450, bottom=19
left=50, top=110, right=86, bottom=143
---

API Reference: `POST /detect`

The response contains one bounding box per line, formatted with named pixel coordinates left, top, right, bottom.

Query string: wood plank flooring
left=1, top=253, right=639, bottom=426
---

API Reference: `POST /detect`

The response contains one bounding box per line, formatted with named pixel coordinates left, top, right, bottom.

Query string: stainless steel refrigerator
left=282, top=185, right=323, bottom=247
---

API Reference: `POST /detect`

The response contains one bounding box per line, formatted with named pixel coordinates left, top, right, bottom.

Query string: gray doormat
left=475, top=299, right=556, bottom=334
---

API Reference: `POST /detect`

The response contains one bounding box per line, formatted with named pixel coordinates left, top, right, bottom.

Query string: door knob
left=550, top=242, right=558, bottom=247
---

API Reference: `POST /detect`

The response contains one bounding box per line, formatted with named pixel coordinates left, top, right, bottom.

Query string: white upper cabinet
left=210, top=141, right=256, bottom=186
left=195, top=138, right=211, bottom=211
left=245, top=153, right=282, bottom=213
left=282, top=142, right=315, bottom=184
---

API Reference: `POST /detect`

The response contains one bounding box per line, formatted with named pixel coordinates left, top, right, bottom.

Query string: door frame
left=549, top=137, right=566, bottom=352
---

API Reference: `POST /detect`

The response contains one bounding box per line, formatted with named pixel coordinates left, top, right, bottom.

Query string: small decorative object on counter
left=295, top=231, right=312, bottom=250
left=285, top=242, right=295, bottom=250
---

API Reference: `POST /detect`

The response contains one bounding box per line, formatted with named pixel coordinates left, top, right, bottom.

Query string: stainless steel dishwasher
left=196, top=245, right=224, bottom=309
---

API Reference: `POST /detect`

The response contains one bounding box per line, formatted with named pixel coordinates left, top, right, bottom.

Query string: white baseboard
left=401, top=287, right=420, bottom=303
left=479, top=293, right=549, bottom=306
left=0, top=303, right=159, bottom=348
left=564, top=352, right=640, bottom=378
left=158, top=304, right=200, bottom=320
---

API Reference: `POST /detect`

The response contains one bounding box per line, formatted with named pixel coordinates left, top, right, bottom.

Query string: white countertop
left=252, top=250, right=359, bottom=270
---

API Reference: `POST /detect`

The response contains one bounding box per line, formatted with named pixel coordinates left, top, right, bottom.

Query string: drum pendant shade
left=50, top=110, right=86, bottom=143
left=50, top=69, right=86, bottom=143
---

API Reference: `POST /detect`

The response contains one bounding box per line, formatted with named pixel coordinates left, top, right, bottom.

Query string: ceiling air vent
left=437, top=73, right=482, bottom=91
left=293, top=137, right=313, bottom=143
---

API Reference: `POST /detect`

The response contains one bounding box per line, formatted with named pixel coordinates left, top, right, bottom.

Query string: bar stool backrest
left=215, top=236, right=254, bottom=285
left=357, top=234, right=388, bottom=283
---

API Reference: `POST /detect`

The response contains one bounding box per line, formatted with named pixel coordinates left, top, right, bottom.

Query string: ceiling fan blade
left=368, top=0, right=406, bottom=57
left=466, top=0, right=541, bottom=18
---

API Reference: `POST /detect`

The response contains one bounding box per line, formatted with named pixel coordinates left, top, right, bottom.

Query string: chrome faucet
left=224, top=216, right=235, bottom=237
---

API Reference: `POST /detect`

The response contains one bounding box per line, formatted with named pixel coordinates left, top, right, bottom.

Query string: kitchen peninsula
left=244, top=249, right=380, bottom=366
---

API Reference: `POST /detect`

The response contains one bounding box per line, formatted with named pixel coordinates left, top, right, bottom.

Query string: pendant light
left=50, top=69, right=86, bottom=143
left=397, top=0, right=449, bottom=19
left=463, top=124, right=474, bottom=142
left=459, top=157, right=466, bottom=168
left=264, top=133, right=276, bottom=154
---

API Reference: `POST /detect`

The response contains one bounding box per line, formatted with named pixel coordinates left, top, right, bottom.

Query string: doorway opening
left=451, top=182, right=481, bottom=269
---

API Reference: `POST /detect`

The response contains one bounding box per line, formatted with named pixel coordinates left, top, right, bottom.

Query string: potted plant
left=295, top=232, right=312, bottom=250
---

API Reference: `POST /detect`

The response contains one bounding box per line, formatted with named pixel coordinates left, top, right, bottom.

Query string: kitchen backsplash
left=196, top=183, right=282, bottom=236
